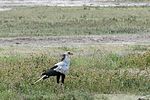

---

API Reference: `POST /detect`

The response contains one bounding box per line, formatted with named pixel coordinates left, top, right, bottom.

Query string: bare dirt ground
left=0, top=0, right=150, bottom=12
left=0, top=34, right=150, bottom=47
left=0, top=0, right=150, bottom=8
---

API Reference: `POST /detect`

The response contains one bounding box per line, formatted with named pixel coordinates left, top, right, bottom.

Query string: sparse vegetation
left=0, top=6, right=150, bottom=37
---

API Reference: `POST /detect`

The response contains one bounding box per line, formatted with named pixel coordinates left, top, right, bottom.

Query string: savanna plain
left=0, top=5, right=150, bottom=100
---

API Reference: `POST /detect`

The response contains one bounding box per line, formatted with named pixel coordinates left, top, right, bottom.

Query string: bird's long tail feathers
left=32, top=75, right=46, bottom=85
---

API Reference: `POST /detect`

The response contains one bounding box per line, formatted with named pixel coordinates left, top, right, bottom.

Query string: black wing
left=41, top=65, right=58, bottom=76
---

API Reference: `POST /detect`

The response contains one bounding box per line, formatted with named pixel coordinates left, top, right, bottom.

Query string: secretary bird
left=32, top=51, right=73, bottom=87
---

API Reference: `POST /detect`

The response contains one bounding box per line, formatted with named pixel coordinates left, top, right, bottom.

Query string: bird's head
left=61, top=51, right=73, bottom=61
left=66, top=51, right=73, bottom=55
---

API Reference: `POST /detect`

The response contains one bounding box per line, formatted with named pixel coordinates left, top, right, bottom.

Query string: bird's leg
left=32, top=75, right=47, bottom=85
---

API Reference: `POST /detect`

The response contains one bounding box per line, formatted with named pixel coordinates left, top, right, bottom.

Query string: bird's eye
left=67, top=51, right=73, bottom=55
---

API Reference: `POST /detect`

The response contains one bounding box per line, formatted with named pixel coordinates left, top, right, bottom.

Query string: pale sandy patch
left=0, top=8, right=12, bottom=11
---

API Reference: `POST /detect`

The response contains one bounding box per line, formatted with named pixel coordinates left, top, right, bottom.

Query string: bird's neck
left=63, top=56, right=70, bottom=65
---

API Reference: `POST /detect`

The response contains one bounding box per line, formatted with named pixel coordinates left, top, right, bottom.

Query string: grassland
left=0, top=44, right=150, bottom=100
left=0, top=6, right=150, bottom=37
left=0, top=6, right=150, bottom=100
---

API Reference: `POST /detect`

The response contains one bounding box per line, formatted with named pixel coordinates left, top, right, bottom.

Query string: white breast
left=54, top=55, right=70, bottom=74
